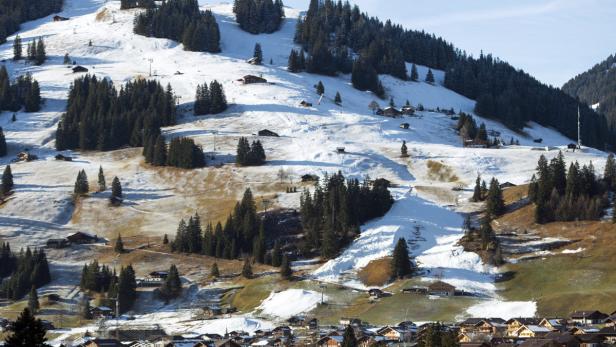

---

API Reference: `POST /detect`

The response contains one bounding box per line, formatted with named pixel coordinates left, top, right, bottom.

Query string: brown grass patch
left=95, top=8, right=110, bottom=21
left=426, top=160, right=459, bottom=182
left=358, top=257, right=392, bottom=287
left=502, top=184, right=529, bottom=205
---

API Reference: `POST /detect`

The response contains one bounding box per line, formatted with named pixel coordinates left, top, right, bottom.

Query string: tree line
left=134, top=0, right=221, bottom=53
left=300, top=173, right=394, bottom=259
left=79, top=260, right=137, bottom=314
left=0, top=66, right=42, bottom=113
left=55, top=75, right=176, bottom=153
left=13, top=36, right=47, bottom=65
left=528, top=152, right=610, bottom=223
left=233, top=0, right=284, bottom=34
left=194, top=80, right=227, bottom=115
left=0, top=0, right=63, bottom=44
left=236, top=137, right=266, bottom=166
left=0, top=245, right=51, bottom=300
left=120, top=0, right=154, bottom=9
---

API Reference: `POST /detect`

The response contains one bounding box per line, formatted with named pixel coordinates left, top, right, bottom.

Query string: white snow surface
left=257, top=289, right=325, bottom=319
left=465, top=300, right=538, bottom=320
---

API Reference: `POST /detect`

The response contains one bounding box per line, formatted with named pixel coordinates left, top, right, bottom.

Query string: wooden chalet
left=569, top=311, right=609, bottom=325
left=66, top=232, right=99, bottom=244
left=46, top=238, right=69, bottom=249
left=258, top=129, right=279, bottom=137
left=318, top=335, right=343, bottom=347
left=72, top=65, right=89, bottom=73
left=513, top=325, right=552, bottom=339
left=506, top=318, right=542, bottom=337
left=238, top=75, right=267, bottom=84
left=428, top=281, right=456, bottom=297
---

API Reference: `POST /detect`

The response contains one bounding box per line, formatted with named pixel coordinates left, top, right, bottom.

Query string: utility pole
left=577, top=105, right=582, bottom=149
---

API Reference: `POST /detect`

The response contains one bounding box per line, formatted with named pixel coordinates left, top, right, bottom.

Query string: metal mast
left=577, top=106, right=582, bottom=149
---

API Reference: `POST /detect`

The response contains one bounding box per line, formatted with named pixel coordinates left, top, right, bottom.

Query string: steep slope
left=562, top=53, right=616, bottom=135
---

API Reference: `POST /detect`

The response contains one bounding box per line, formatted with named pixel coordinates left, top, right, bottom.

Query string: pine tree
left=280, top=254, right=292, bottom=280
left=0, top=127, right=7, bottom=157
left=401, top=140, right=408, bottom=157
left=115, top=265, right=137, bottom=313
left=287, top=49, right=300, bottom=72
left=11, top=114, right=16, bottom=122
left=27, top=286, right=39, bottom=314
left=604, top=153, right=616, bottom=190
left=391, top=237, right=412, bottom=279
left=97, top=166, right=106, bottom=192
left=316, top=81, right=324, bottom=95
left=242, top=258, right=253, bottom=278
left=253, top=43, right=263, bottom=65
left=410, top=63, right=419, bottom=81
left=4, top=308, right=49, bottom=347
left=153, top=136, right=167, bottom=166
left=472, top=175, right=482, bottom=202
left=271, top=240, right=282, bottom=267
left=34, top=37, right=46, bottom=65
left=110, top=177, right=122, bottom=204
left=114, top=234, right=124, bottom=253
left=1, top=165, right=13, bottom=195
left=160, top=264, right=182, bottom=300
left=334, top=91, right=342, bottom=105
left=73, top=169, right=89, bottom=195
left=211, top=262, right=220, bottom=278
left=63, top=53, right=71, bottom=65
left=163, top=234, right=169, bottom=244
left=485, top=178, right=505, bottom=217
left=389, top=97, right=395, bottom=108
left=13, top=35, right=22, bottom=60
left=341, top=325, right=357, bottom=347
left=425, top=68, right=435, bottom=83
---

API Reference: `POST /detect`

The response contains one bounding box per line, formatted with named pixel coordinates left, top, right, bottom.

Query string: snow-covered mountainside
left=0, top=0, right=611, bottom=336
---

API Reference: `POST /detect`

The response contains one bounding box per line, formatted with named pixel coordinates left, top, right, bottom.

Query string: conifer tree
left=163, top=234, right=169, bottom=244
left=391, top=237, right=412, bottom=279
left=287, top=49, right=300, bottom=72
left=211, top=262, right=220, bottom=278
left=472, top=175, right=482, bottom=202
left=4, top=308, right=49, bottom=347
left=280, top=254, right=292, bottom=280
left=253, top=43, right=263, bottom=65
left=410, top=63, right=419, bottom=81
left=0, top=127, right=6, bottom=157
left=604, top=153, right=616, bottom=190
left=242, top=258, right=253, bottom=278
left=97, top=166, right=106, bottom=192
left=342, top=325, right=357, bottom=347
left=271, top=240, right=282, bottom=267
left=334, top=91, right=342, bottom=105
left=63, top=53, right=70, bottom=65
left=73, top=170, right=89, bottom=196
left=485, top=178, right=505, bottom=217
left=160, top=264, right=182, bottom=300
left=389, top=97, right=395, bottom=108
left=153, top=136, right=167, bottom=166
left=115, top=265, right=137, bottom=313
left=208, top=80, right=227, bottom=114
left=110, top=177, right=122, bottom=204
left=316, top=81, right=324, bottom=95
left=425, top=68, right=435, bottom=83
left=27, top=286, right=39, bottom=314
left=13, top=35, right=22, bottom=60
left=34, top=37, right=46, bottom=65
left=401, top=140, right=408, bottom=157
left=114, top=234, right=124, bottom=253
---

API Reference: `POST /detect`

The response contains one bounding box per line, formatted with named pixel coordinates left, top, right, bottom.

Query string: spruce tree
left=115, top=265, right=137, bottom=313
left=271, top=240, right=282, bottom=267
left=242, top=258, right=253, bottom=278
left=28, top=286, right=39, bottom=314
left=401, top=140, right=408, bottom=157
left=334, top=91, right=342, bottom=105
left=391, top=237, right=412, bottom=279
left=153, top=136, right=167, bottom=166
left=73, top=169, right=89, bottom=195
left=110, top=177, right=122, bottom=204
left=280, top=254, right=292, bottom=280
left=316, top=81, right=324, bottom=95
left=4, top=308, right=49, bottom=347
left=1, top=165, right=13, bottom=195
left=97, top=166, right=106, bottom=192
left=63, top=53, right=71, bottom=65
left=163, top=234, right=169, bottom=244
left=253, top=43, right=263, bottom=65
left=485, top=178, right=505, bottom=217
left=211, top=262, right=220, bottom=278
left=410, top=63, right=419, bottom=81
left=472, top=175, right=482, bottom=202
left=13, top=35, right=22, bottom=60
left=160, top=264, right=182, bottom=300
left=604, top=153, right=616, bottom=190
left=0, top=127, right=6, bottom=157
left=287, top=49, right=300, bottom=72
left=341, top=325, right=357, bottom=347
left=114, top=234, right=124, bottom=253
left=425, top=68, right=435, bottom=83
left=34, top=37, right=46, bottom=65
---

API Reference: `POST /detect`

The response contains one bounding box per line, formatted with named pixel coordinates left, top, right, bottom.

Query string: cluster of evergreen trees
left=0, top=245, right=51, bottom=300
left=3, top=308, right=50, bottom=347
left=0, top=0, right=63, bottom=44
left=417, top=322, right=460, bottom=347
left=445, top=54, right=613, bottom=150
left=287, top=49, right=306, bottom=73
left=461, top=216, right=503, bottom=266
left=79, top=261, right=137, bottom=314
left=120, top=0, right=154, bottom=9
left=233, top=0, right=284, bottom=34
left=194, top=80, right=227, bottom=115
left=391, top=238, right=414, bottom=279
left=562, top=54, right=616, bottom=147
left=351, top=58, right=385, bottom=97
left=15, top=36, right=46, bottom=65
left=144, top=136, right=205, bottom=169
left=0, top=66, right=42, bottom=113
left=528, top=152, right=609, bottom=223
left=55, top=75, right=175, bottom=152
left=236, top=137, right=266, bottom=166
left=134, top=0, right=221, bottom=53
left=300, top=173, right=394, bottom=259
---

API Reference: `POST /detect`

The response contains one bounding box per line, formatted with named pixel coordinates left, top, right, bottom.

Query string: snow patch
left=466, top=300, right=537, bottom=320
left=257, top=289, right=325, bottom=319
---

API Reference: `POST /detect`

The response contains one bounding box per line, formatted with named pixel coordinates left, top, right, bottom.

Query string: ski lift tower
left=577, top=106, right=582, bottom=149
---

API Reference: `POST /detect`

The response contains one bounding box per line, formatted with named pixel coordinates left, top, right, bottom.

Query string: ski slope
left=0, top=0, right=610, bottom=327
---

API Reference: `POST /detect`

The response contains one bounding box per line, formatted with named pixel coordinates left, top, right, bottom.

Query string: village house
left=318, top=335, right=344, bottom=347
left=258, top=129, right=279, bottom=137
left=46, top=238, right=70, bottom=249
left=539, top=318, right=566, bottom=332
left=79, top=338, right=123, bottom=347
left=474, top=318, right=507, bottom=336
left=517, top=338, right=561, bottom=347
left=376, top=326, right=412, bottom=342
left=339, top=318, right=362, bottom=327
left=399, top=122, right=410, bottom=129
left=569, top=326, right=600, bottom=335
left=513, top=325, right=552, bottom=339
left=238, top=75, right=267, bottom=84
left=377, top=107, right=402, bottom=117
left=428, top=281, right=456, bottom=297
left=598, top=326, right=616, bottom=344
left=569, top=311, right=609, bottom=325
left=604, top=312, right=616, bottom=327
left=506, top=318, right=542, bottom=337
left=401, top=106, right=415, bottom=115
left=368, top=288, right=385, bottom=299
left=66, top=231, right=100, bottom=244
